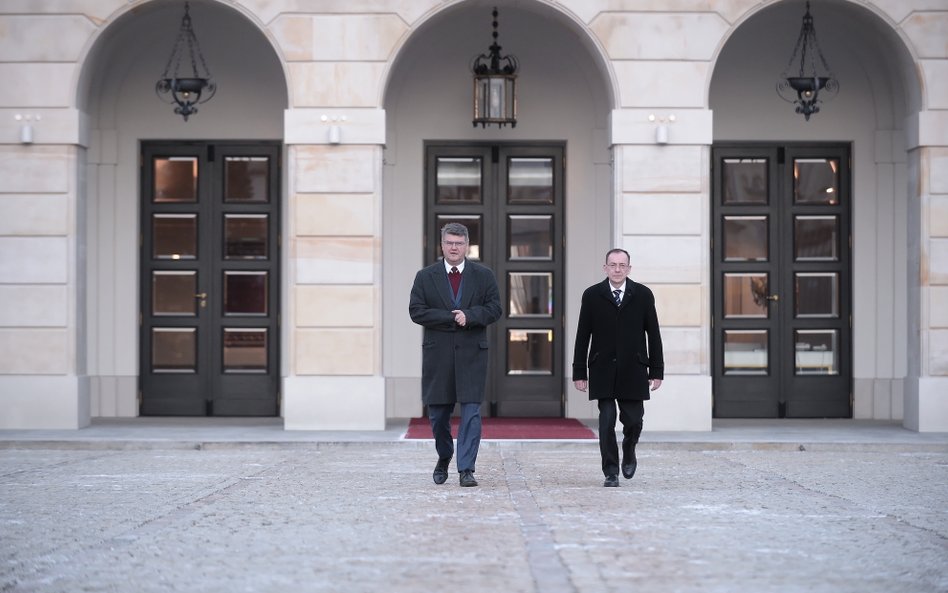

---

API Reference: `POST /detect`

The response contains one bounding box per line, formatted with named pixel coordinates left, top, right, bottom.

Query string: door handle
left=765, top=294, right=779, bottom=302
left=195, top=292, right=208, bottom=308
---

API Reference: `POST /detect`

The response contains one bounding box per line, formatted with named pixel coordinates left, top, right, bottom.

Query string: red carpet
left=404, top=417, right=595, bottom=440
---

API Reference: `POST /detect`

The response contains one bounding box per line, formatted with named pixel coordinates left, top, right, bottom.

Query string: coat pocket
left=636, top=352, right=650, bottom=366
left=588, top=352, right=600, bottom=366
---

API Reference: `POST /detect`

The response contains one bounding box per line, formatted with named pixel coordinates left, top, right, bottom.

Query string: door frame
left=139, top=140, right=282, bottom=416
left=711, top=142, right=853, bottom=418
left=424, top=141, right=566, bottom=417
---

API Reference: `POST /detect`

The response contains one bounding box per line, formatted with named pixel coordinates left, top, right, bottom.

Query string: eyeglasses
left=442, top=241, right=468, bottom=248
left=605, top=263, right=629, bottom=270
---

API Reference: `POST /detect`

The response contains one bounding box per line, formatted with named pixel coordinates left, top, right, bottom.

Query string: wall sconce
left=648, top=113, right=675, bottom=144
left=155, top=2, right=216, bottom=121
left=320, top=114, right=347, bottom=144
left=15, top=113, right=39, bottom=144
left=776, top=1, right=838, bottom=120
left=471, top=7, right=518, bottom=128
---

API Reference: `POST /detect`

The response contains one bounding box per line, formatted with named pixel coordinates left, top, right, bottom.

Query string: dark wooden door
left=140, top=142, right=280, bottom=416
left=712, top=144, right=852, bottom=418
left=425, top=143, right=565, bottom=416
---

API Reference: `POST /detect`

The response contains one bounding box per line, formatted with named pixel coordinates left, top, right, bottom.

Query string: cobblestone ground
left=1, top=444, right=946, bottom=593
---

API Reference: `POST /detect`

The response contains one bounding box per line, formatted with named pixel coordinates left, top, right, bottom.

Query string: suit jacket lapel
left=435, top=264, right=455, bottom=309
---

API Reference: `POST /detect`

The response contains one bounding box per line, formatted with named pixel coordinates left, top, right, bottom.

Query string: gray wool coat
left=409, top=259, right=502, bottom=406
left=572, top=278, right=664, bottom=400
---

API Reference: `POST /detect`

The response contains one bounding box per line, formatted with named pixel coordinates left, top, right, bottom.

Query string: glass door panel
left=723, top=216, right=768, bottom=261
left=723, top=273, right=769, bottom=318
left=794, top=329, right=839, bottom=375
left=723, top=330, right=768, bottom=375
left=224, top=214, right=268, bottom=259
left=795, top=273, right=839, bottom=317
left=153, top=214, right=197, bottom=259
left=794, top=158, right=839, bottom=204
left=722, top=158, right=768, bottom=204
left=152, top=271, right=198, bottom=316
left=508, top=158, right=553, bottom=204
left=508, top=272, right=552, bottom=317
left=224, top=157, right=270, bottom=203
left=436, top=157, right=482, bottom=203
left=223, top=328, right=268, bottom=373
left=794, top=215, right=839, bottom=261
left=507, top=329, right=553, bottom=375
left=508, top=215, right=552, bottom=260
left=151, top=328, right=197, bottom=373
left=153, top=157, right=197, bottom=203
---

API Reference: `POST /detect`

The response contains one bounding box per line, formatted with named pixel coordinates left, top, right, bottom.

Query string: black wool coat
left=409, top=260, right=502, bottom=406
left=572, top=278, right=664, bottom=400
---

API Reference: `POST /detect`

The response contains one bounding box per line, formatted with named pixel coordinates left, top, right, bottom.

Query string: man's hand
left=650, top=379, right=663, bottom=391
left=573, top=380, right=588, bottom=392
left=452, top=309, right=467, bottom=327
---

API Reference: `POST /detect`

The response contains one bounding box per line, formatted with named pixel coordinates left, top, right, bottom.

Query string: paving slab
left=1, top=439, right=946, bottom=593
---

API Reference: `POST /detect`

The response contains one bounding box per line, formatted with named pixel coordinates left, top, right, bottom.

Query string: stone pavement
left=1, top=420, right=947, bottom=593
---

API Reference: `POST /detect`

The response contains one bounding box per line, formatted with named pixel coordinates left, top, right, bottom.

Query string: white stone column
left=281, top=108, right=387, bottom=429
left=908, top=109, right=948, bottom=431
left=0, top=109, right=88, bottom=428
left=610, top=109, right=714, bottom=431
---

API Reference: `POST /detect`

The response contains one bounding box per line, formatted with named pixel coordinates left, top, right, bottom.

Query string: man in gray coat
left=409, top=223, right=502, bottom=487
left=573, top=248, right=664, bottom=487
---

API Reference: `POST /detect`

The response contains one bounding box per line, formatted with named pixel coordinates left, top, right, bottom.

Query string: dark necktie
left=449, top=267, right=461, bottom=297
left=613, top=289, right=622, bottom=305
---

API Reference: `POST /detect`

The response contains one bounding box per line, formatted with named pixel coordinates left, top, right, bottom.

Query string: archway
left=381, top=2, right=616, bottom=419
left=709, top=0, right=922, bottom=421
left=75, top=0, right=289, bottom=416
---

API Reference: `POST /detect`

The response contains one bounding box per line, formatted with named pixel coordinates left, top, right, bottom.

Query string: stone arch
left=73, top=0, right=289, bottom=416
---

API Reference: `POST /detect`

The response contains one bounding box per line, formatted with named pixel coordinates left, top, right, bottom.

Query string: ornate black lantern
left=471, top=7, right=518, bottom=128
left=155, top=2, right=216, bottom=121
left=776, top=1, right=838, bottom=121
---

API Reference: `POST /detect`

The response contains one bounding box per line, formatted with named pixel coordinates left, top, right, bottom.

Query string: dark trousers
left=427, top=403, right=482, bottom=473
left=597, top=399, right=644, bottom=477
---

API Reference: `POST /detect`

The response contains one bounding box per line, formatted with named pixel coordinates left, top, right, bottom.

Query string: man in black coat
left=409, top=223, right=502, bottom=487
left=572, top=248, right=664, bottom=487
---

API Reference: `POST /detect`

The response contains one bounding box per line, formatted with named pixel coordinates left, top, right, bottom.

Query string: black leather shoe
left=432, top=456, right=451, bottom=485
left=603, top=474, right=619, bottom=487
left=622, top=454, right=637, bottom=479
left=459, top=470, right=478, bottom=487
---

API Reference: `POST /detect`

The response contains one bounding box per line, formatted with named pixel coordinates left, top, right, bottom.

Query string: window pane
left=508, top=329, right=553, bottom=375
left=508, top=157, right=553, bottom=204
left=224, top=214, right=268, bottom=260
left=223, top=328, right=267, bottom=373
left=224, top=271, right=268, bottom=315
left=794, top=215, right=839, bottom=261
left=723, top=330, right=768, bottom=375
left=224, top=157, right=269, bottom=203
left=152, top=328, right=196, bottom=373
left=795, top=329, right=839, bottom=375
left=436, top=158, right=482, bottom=204
left=794, top=158, right=839, bottom=205
left=723, top=216, right=768, bottom=261
left=723, top=273, right=769, bottom=318
left=153, top=157, right=197, bottom=203
left=722, top=158, right=767, bottom=204
left=153, top=214, right=197, bottom=260
left=436, top=215, right=481, bottom=260
left=152, top=271, right=197, bottom=316
left=509, top=215, right=552, bottom=260
left=795, top=273, right=839, bottom=318
left=509, top=273, right=552, bottom=318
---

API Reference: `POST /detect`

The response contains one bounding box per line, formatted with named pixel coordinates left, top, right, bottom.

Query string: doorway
left=424, top=143, right=565, bottom=417
left=139, top=141, right=281, bottom=416
left=711, top=143, right=852, bottom=418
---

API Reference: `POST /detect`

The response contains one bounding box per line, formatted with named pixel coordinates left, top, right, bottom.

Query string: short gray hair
left=440, top=222, right=470, bottom=242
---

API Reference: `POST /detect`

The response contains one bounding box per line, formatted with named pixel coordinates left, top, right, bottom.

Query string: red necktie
left=449, top=267, right=461, bottom=296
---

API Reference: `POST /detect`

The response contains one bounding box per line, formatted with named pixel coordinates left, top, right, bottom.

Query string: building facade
left=1, top=0, right=946, bottom=431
